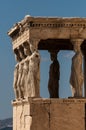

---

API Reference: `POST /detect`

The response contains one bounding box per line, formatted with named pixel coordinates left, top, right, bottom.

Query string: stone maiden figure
left=13, top=47, right=25, bottom=100
left=70, top=43, right=84, bottom=97
left=20, top=43, right=31, bottom=98
left=27, top=44, right=40, bottom=97
left=48, top=51, right=60, bottom=98
left=13, top=50, right=22, bottom=100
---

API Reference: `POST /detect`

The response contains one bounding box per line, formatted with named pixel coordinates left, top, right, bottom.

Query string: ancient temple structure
left=8, top=16, right=86, bottom=130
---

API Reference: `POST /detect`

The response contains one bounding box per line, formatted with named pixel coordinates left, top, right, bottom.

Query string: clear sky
left=0, top=0, right=86, bottom=119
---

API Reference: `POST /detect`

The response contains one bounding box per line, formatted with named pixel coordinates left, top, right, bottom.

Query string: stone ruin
left=8, top=16, right=86, bottom=130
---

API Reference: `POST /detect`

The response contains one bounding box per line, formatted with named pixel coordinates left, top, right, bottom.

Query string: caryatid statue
left=14, top=47, right=25, bottom=99
left=13, top=49, right=22, bottom=99
left=20, top=59, right=29, bottom=98
left=27, top=43, right=40, bottom=97
left=48, top=50, right=60, bottom=98
left=13, top=63, right=19, bottom=99
left=70, top=39, right=84, bottom=97
left=17, top=61, right=24, bottom=99
left=20, top=43, right=31, bottom=98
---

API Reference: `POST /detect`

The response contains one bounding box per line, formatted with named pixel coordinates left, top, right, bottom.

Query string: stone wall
left=12, top=98, right=86, bottom=130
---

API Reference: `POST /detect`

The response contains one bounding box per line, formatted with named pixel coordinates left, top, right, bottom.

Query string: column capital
left=70, top=38, right=84, bottom=45
left=29, top=38, right=41, bottom=50
left=48, top=50, right=59, bottom=54
left=29, top=38, right=40, bottom=44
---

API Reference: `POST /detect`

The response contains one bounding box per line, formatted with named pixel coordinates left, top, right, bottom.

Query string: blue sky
left=0, top=0, right=86, bottom=119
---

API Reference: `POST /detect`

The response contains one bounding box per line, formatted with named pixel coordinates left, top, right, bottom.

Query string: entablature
left=8, top=16, right=86, bottom=51
left=8, top=16, right=86, bottom=38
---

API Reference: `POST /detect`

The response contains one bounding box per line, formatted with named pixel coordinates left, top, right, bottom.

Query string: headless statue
left=48, top=52, right=60, bottom=98
left=70, top=44, right=84, bottom=97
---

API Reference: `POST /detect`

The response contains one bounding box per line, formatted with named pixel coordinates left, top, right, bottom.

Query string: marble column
left=70, top=39, right=84, bottom=97
left=48, top=50, right=60, bottom=98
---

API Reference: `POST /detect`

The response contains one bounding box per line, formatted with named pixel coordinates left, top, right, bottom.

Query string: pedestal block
left=12, top=98, right=86, bottom=130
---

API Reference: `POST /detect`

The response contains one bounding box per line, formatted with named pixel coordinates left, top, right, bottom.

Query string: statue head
left=30, top=44, right=36, bottom=53
left=18, top=45, right=26, bottom=59
left=74, top=43, right=81, bottom=53
left=50, top=52, right=57, bottom=61
left=49, top=50, right=59, bottom=61
left=23, top=41, right=31, bottom=56
left=14, top=49, right=22, bottom=62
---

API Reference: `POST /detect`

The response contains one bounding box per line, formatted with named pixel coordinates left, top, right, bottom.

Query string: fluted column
left=70, top=39, right=84, bottom=97
left=48, top=50, right=60, bottom=98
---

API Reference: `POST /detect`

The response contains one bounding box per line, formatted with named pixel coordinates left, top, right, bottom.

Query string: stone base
left=12, top=98, right=86, bottom=130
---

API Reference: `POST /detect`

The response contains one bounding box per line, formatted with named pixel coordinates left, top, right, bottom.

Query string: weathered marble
left=8, top=16, right=86, bottom=98
left=8, top=16, right=86, bottom=130
left=20, top=59, right=29, bottom=98
left=27, top=50, right=40, bottom=97
left=13, top=64, right=19, bottom=99
left=70, top=39, right=84, bottom=97
left=12, top=98, right=86, bottom=130
left=17, top=62, right=24, bottom=99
